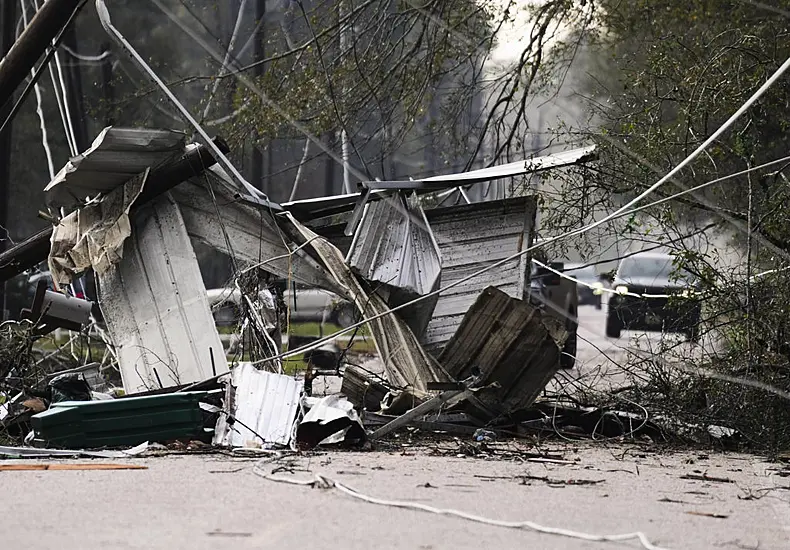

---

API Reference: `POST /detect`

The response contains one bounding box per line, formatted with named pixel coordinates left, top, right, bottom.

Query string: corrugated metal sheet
left=213, top=363, right=303, bottom=448
left=347, top=193, right=441, bottom=295
left=31, top=391, right=207, bottom=448
left=439, top=286, right=566, bottom=415
left=346, top=192, right=441, bottom=339
left=44, top=127, right=186, bottom=210
left=98, top=194, right=228, bottom=394
left=171, top=168, right=347, bottom=295
left=422, top=196, right=537, bottom=356
left=283, top=145, right=596, bottom=220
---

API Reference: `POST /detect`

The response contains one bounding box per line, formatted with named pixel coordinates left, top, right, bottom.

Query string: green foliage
left=544, top=0, right=790, bottom=450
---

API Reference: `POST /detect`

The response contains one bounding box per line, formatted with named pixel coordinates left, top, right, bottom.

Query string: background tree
left=536, top=0, right=790, bottom=450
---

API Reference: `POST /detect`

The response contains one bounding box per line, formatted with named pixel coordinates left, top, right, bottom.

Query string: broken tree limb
left=0, top=137, right=229, bottom=283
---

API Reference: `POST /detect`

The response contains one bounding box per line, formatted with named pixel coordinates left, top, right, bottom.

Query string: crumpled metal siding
left=282, top=212, right=450, bottom=394
left=417, top=145, right=597, bottom=185
left=422, top=196, right=537, bottom=357
left=213, top=363, right=303, bottom=448
left=283, top=145, right=597, bottom=221
left=98, top=194, right=228, bottom=394
left=345, top=192, right=442, bottom=339
left=438, top=286, right=567, bottom=415
left=171, top=168, right=348, bottom=296
left=44, top=127, right=186, bottom=210
left=346, top=193, right=441, bottom=296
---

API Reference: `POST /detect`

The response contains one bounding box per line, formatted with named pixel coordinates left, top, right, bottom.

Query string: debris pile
left=0, top=127, right=604, bottom=456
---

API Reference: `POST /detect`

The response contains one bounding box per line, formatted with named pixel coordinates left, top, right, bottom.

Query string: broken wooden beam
left=0, top=137, right=229, bottom=283
left=369, top=386, right=475, bottom=440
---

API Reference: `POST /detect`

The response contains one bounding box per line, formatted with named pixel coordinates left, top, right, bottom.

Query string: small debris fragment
left=686, top=511, right=729, bottom=519
left=658, top=497, right=690, bottom=504
left=206, top=530, right=252, bottom=538
left=473, top=428, right=496, bottom=442
left=681, top=473, right=733, bottom=483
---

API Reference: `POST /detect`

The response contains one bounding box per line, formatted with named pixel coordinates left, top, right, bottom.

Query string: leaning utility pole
left=0, top=0, right=83, bottom=110
left=0, top=0, right=16, bottom=319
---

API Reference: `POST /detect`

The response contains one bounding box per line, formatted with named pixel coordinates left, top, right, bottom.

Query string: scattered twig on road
left=686, top=511, right=729, bottom=519
left=680, top=473, right=734, bottom=483
left=525, top=457, right=577, bottom=465
left=657, top=497, right=691, bottom=504
left=0, top=463, right=147, bottom=471
left=519, top=474, right=605, bottom=487
left=206, top=530, right=252, bottom=537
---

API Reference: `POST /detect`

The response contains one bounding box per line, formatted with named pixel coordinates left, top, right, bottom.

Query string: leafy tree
left=539, top=0, right=790, bottom=449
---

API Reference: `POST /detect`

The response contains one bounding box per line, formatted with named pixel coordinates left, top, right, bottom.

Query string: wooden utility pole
left=0, top=0, right=16, bottom=319
left=0, top=0, right=83, bottom=110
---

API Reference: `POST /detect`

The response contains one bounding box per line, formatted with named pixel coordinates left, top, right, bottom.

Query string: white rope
left=53, top=49, right=78, bottom=155
left=532, top=259, right=680, bottom=299
left=31, top=0, right=77, bottom=157
left=61, top=44, right=111, bottom=62
left=252, top=459, right=669, bottom=550
left=18, top=0, right=54, bottom=179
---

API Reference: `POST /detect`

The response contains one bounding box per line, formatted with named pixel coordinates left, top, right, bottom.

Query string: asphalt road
left=557, top=295, right=710, bottom=395
left=0, top=443, right=787, bottom=550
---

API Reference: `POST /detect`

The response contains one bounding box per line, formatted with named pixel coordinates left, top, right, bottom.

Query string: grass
left=285, top=321, right=371, bottom=338
left=30, top=322, right=378, bottom=375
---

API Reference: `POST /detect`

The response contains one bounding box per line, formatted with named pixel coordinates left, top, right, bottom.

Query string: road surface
left=0, top=442, right=787, bottom=549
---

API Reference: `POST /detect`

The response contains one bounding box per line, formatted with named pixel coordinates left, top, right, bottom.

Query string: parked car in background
left=284, top=287, right=357, bottom=327
left=605, top=252, right=701, bottom=340
left=207, top=285, right=357, bottom=328
left=563, top=263, right=604, bottom=309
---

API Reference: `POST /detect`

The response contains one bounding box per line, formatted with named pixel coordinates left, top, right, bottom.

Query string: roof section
left=44, top=127, right=186, bottom=210
left=282, top=145, right=596, bottom=220
left=361, top=145, right=598, bottom=190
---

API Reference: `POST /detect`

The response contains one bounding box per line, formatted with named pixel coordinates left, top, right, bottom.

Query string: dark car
left=564, top=263, right=604, bottom=309
left=529, top=261, right=578, bottom=369
left=605, top=252, right=701, bottom=340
